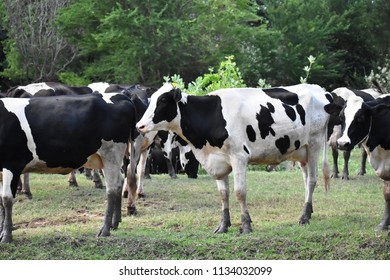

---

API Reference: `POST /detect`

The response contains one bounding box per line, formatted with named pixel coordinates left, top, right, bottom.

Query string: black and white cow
left=136, top=83, right=331, bottom=234
left=6, top=82, right=92, bottom=98
left=325, top=94, right=390, bottom=232
left=5, top=82, right=96, bottom=196
left=0, top=92, right=139, bottom=243
left=328, top=87, right=381, bottom=180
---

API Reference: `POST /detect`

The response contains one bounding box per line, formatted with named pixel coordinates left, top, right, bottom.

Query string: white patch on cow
left=1, top=99, right=40, bottom=164
left=100, top=92, right=118, bottom=104
left=1, top=169, right=14, bottom=199
left=18, top=82, right=54, bottom=95
left=88, top=82, right=110, bottom=93
left=337, top=95, right=364, bottom=147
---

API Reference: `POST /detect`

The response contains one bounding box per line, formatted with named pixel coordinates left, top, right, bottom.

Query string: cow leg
left=93, top=170, right=104, bottom=189
left=232, top=160, right=252, bottom=234
left=0, top=169, right=21, bottom=243
left=331, top=147, right=339, bottom=178
left=144, top=153, right=152, bottom=179
left=165, top=156, right=178, bottom=179
left=378, top=181, right=390, bottom=231
left=97, top=143, right=126, bottom=237
left=68, top=171, right=78, bottom=187
left=299, top=145, right=320, bottom=225
left=124, top=136, right=144, bottom=216
left=357, top=148, right=367, bottom=176
left=341, top=150, right=350, bottom=180
left=20, top=173, right=32, bottom=199
left=84, top=168, right=93, bottom=180
left=214, top=176, right=231, bottom=233
left=136, top=148, right=149, bottom=198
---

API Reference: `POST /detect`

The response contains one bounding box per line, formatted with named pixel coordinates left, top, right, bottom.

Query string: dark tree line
left=0, top=0, right=389, bottom=91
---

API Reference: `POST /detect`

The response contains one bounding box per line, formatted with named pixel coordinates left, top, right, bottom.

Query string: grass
left=1, top=150, right=390, bottom=260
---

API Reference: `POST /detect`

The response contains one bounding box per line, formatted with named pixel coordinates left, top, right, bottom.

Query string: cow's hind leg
left=214, top=176, right=231, bottom=233
left=378, top=181, right=390, bottom=231
left=299, top=149, right=319, bottom=225
left=331, top=147, right=339, bottom=178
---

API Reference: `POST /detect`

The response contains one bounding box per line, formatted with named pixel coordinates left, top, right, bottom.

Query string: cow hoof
left=0, top=233, right=12, bottom=243
left=127, top=206, right=137, bottom=216
left=69, top=182, right=78, bottom=187
left=137, top=193, right=145, bottom=199
left=94, top=182, right=104, bottom=189
left=22, top=191, right=33, bottom=200
left=376, top=222, right=389, bottom=231
left=214, top=225, right=229, bottom=234
left=299, top=217, right=310, bottom=225
left=239, top=224, right=253, bottom=234
left=111, top=222, right=120, bottom=230
left=97, top=227, right=110, bottom=237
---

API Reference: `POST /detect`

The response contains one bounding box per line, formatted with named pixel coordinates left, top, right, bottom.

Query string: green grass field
left=1, top=150, right=390, bottom=260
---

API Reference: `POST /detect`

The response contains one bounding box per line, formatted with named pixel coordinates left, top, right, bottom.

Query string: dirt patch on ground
left=14, top=210, right=103, bottom=229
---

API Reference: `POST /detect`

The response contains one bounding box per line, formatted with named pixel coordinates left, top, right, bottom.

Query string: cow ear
left=171, top=88, right=182, bottom=102
left=324, top=103, right=342, bottom=116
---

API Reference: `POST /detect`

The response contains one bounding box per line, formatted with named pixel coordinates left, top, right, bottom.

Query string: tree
left=56, top=0, right=263, bottom=85
left=1, top=0, right=76, bottom=84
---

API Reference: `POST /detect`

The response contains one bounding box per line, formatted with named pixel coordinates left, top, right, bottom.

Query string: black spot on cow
left=283, top=104, right=296, bottom=121
left=275, top=135, right=290, bottom=154
left=246, top=125, right=256, bottom=142
left=153, top=89, right=181, bottom=124
left=25, top=94, right=135, bottom=169
left=266, top=102, right=275, bottom=113
left=325, top=93, right=333, bottom=103
left=257, top=104, right=275, bottom=139
left=263, top=88, right=299, bottom=105
left=243, top=145, right=250, bottom=155
left=295, top=140, right=300, bottom=150
left=179, top=95, right=228, bottom=149
left=296, top=104, right=306, bottom=125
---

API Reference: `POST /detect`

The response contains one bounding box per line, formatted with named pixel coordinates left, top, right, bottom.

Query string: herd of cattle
left=0, top=80, right=389, bottom=243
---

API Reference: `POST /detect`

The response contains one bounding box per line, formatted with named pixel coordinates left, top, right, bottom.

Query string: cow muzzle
left=337, top=136, right=352, bottom=151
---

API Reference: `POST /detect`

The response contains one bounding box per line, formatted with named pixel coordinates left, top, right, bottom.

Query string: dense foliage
left=0, top=0, right=389, bottom=91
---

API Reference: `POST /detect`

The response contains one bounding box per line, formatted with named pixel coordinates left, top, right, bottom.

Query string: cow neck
left=360, top=116, right=372, bottom=148
left=177, top=95, right=229, bottom=150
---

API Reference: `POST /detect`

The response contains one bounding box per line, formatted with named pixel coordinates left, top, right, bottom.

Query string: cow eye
left=160, top=97, right=167, bottom=103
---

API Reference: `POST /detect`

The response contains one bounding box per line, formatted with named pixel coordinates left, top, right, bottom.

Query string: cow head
left=137, top=83, right=182, bottom=134
left=325, top=95, right=373, bottom=150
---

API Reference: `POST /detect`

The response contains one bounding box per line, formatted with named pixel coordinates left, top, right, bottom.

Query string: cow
left=328, top=87, right=381, bottom=180
left=0, top=92, right=139, bottom=243
left=136, top=83, right=331, bottom=234
left=5, top=82, right=96, bottom=197
left=6, top=82, right=92, bottom=98
left=325, top=94, right=390, bottom=232
left=145, top=132, right=200, bottom=179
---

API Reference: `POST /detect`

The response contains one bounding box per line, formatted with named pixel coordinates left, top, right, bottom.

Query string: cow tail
left=322, top=124, right=331, bottom=192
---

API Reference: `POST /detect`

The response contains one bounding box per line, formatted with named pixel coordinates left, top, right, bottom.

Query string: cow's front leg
left=214, top=176, right=231, bottom=233
left=232, top=159, right=252, bottom=234
left=378, top=181, right=390, bottom=231
left=341, top=150, right=350, bottom=180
